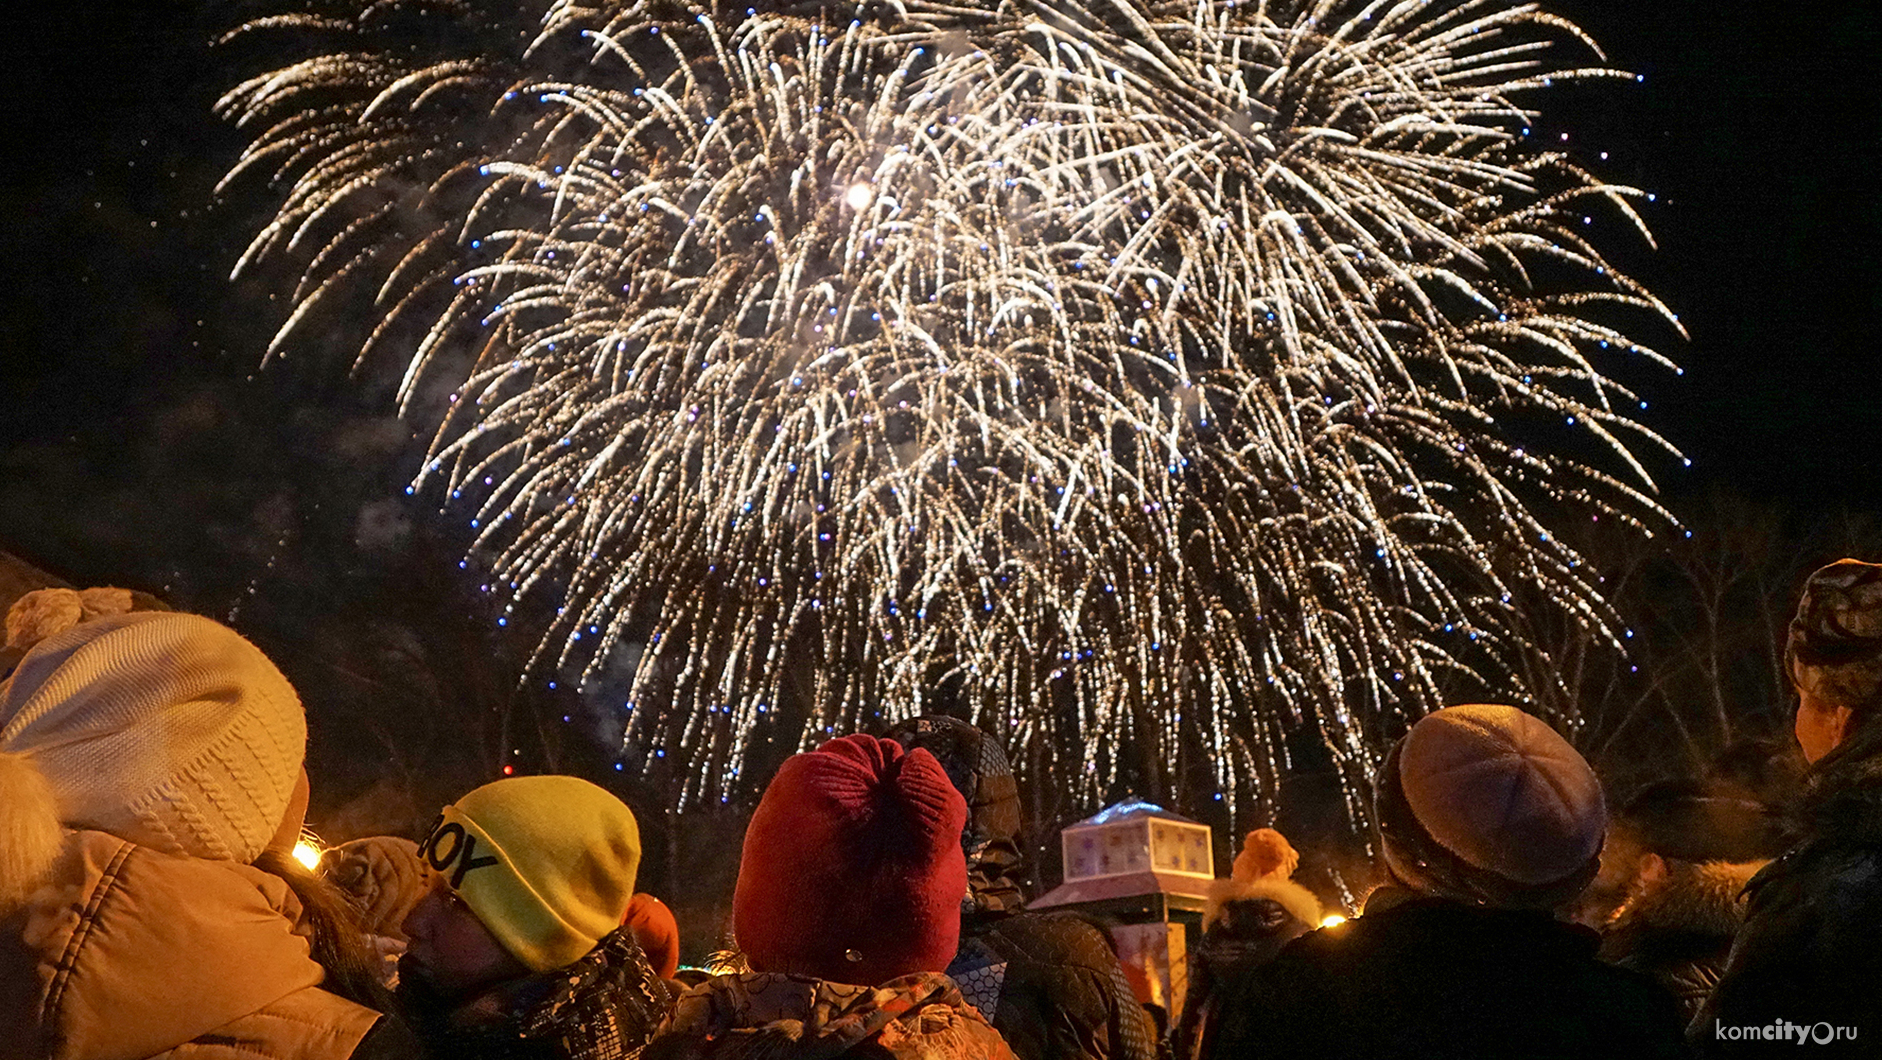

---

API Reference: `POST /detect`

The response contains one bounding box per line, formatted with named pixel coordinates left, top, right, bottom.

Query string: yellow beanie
left=419, top=775, right=640, bottom=972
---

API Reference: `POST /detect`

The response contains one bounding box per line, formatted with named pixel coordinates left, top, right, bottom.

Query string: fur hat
left=1616, top=778, right=1788, bottom=864
left=420, top=775, right=641, bottom=973
left=0, top=612, right=306, bottom=866
left=1376, top=704, right=1606, bottom=910
left=623, top=892, right=681, bottom=979
left=321, top=835, right=428, bottom=940
left=735, top=734, right=968, bottom=986
left=1788, top=559, right=1882, bottom=710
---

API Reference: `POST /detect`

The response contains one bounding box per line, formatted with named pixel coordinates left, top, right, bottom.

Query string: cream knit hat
left=0, top=612, right=306, bottom=863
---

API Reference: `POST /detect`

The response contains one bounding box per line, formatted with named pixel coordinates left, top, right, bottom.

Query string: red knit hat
left=734, top=734, right=968, bottom=986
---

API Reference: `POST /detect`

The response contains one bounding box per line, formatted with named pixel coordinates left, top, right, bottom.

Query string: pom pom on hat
left=420, top=775, right=641, bottom=973
left=1788, top=558, right=1882, bottom=709
left=735, top=734, right=968, bottom=986
left=1377, top=704, right=1606, bottom=910
left=5, top=587, right=136, bottom=653
left=0, top=612, right=306, bottom=864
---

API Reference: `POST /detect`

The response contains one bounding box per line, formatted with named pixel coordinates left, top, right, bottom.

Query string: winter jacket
left=1596, top=859, right=1763, bottom=1026
left=0, top=829, right=397, bottom=1060
left=638, top=971, right=1018, bottom=1060
left=951, top=914, right=1155, bottom=1060
left=1172, top=877, right=1319, bottom=1060
left=1207, top=887, right=1687, bottom=1060
left=1691, top=754, right=1882, bottom=1055
left=881, top=717, right=1156, bottom=1060
left=400, top=926, right=669, bottom=1060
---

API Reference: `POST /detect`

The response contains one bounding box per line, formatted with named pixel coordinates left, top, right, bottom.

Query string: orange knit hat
left=1231, top=828, right=1300, bottom=881
left=622, top=892, right=680, bottom=979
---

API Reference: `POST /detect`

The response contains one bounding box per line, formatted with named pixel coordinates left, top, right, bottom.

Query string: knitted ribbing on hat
left=736, top=734, right=968, bottom=986
left=880, top=715, right=1026, bottom=917
left=0, top=612, right=305, bottom=863
left=1788, top=559, right=1882, bottom=709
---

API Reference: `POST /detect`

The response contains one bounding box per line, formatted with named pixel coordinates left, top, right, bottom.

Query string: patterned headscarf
left=1787, top=559, right=1882, bottom=710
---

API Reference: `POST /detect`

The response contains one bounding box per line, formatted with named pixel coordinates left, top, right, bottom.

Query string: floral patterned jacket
left=636, top=972, right=1018, bottom=1060
left=415, top=927, right=671, bottom=1060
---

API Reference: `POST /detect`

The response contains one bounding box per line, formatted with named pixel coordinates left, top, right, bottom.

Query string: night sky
left=0, top=1, right=1877, bottom=835
left=3, top=2, right=1875, bottom=504
left=1544, top=0, right=1882, bottom=505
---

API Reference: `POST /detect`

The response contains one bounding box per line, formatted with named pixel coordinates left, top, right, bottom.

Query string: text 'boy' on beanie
left=734, top=733, right=968, bottom=987
left=0, top=611, right=306, bottom=865
left=419, top=775, right=642, bottom=973
left=1788, top=558, right=1882, bottom=710
left=1375, top=703, right=1606, bottom=910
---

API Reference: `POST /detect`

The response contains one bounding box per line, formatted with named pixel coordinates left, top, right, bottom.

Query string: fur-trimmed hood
left=1606, top=860, right=1765, bottom=942
left=1205, top=876, right=1322, bottom=933
left=1597, top=858, right=1765, bottom=1025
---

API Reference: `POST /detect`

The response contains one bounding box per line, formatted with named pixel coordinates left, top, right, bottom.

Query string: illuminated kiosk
left=1030, top=799, right=1213, bottom=1017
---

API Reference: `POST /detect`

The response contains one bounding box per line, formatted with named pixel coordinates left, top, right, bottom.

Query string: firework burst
left=220, top=0, right=1680, bottom=816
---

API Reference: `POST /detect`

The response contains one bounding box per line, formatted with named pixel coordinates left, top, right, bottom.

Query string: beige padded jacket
left=0, top=830, right=381, bottom=1060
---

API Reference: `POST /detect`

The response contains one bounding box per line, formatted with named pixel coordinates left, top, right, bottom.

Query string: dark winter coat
left=1691, top=753, right=1882, bottom=1055
left=1207, top=887, right=1687, bottom=1060
left=1596, top=859, right=1763, bottom=1026
left=882, top=716, right=1157, bottom=1060
left=951, top=913, right=1157, bottom=1060
left=638, top=971, right=1018, bottom=1060
left=400, top=927, right=670, bottom=1060
left=1173, top=878, right=1319, bottom=1060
